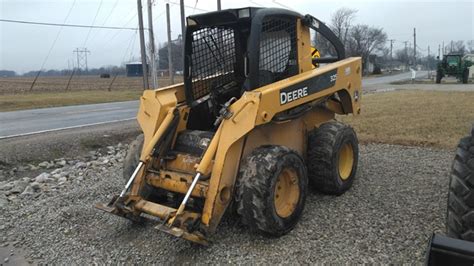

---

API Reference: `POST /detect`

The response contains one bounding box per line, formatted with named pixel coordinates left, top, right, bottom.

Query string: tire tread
left=447, top=125, right=474, bottom=241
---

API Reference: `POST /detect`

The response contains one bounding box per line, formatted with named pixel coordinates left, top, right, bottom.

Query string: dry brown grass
left=0, top=75, right=183, bottom=94
left=0, top=75, right=183, bottom=111
left=340, top=90, right=474, bottom=149
left=0, top=90, right=144, bottom=112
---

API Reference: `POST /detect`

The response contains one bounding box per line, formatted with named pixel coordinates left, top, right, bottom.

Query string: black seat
left=174, top=130, right=215, bottom=156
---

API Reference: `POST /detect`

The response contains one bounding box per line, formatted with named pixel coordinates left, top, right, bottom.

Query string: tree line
left=315, top=8, right=474, bottom=73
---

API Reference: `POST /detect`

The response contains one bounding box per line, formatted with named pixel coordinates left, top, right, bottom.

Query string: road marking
left=0, top=118, right=136, bottom=140
left=63, top=106, right=125, bottom=115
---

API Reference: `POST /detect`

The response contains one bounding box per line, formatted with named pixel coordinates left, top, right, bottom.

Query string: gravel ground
left=0, top=143, right=453, bottom=264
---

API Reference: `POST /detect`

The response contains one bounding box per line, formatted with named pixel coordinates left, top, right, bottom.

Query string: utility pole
left=413, top=28, right=416, bottom=67
left=438, top=44, right=440, bottom=58
left=403, top=41, right=408, bottom=69
left=180, top=0, right=186, bottom=39
left=147, top=0, right=158, bottom=89
left=166, top=3, right=174, bottom=84
left=389, top=39, right=395, bottom=73
left=427, top=45, right=430, bottom=66
left=74, top=48, right=81, bottom=72
left=427, top=45, right=431, bottom=78
left=137, top=0, right=149, bottom=90
left=442, top=41, right=445, bottom=57
left=217, top=0, right=221, bottom=10
left=84, top=48, right=90, bottom=73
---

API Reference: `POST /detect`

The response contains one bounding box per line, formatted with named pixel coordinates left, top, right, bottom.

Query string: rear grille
left=190, top=27, right=236, bottom=101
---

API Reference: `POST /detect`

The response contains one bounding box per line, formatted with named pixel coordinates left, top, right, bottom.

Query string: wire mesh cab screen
left=188, top=27, right=237, bottom=103
left=258, top=16, right=298, bottom=87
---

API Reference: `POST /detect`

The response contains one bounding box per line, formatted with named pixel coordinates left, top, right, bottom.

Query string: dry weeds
left=0, top=75, right=183, bottom=111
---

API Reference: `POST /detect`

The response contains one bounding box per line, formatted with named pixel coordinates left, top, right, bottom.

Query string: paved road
left=362, top=71, right=428, bottom=86
left=0, top=72, right=427, bottom=139
left=0, top=101, right=138, bottom=139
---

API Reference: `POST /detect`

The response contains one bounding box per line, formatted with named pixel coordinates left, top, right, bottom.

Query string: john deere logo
left=280, top=87, right=308, bottom=105
left=279, top=69, right=338, bottom=105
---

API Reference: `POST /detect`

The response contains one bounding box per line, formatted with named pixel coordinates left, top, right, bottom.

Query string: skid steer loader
left=96, top=7, right=362, bottom=245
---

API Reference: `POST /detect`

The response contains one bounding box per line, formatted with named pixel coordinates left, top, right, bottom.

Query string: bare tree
left=312, top=8, right=357, bottom=58
left=312, top=7, right=388, bottom=72
left=451, top=40, right=466, bottom=54
left=346, top=24, right=387, bottom=69
left=467, top=40, right=474, bottom=53
left=395, top=47, right=414, bottom=65
left=330, top=8, right=358, bottom=47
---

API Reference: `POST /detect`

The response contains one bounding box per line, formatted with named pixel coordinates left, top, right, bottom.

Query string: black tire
left=446, top=125, right=474, bottom=240
left=307, top=121, right=359, bottom=195
left=235, top=145, right=308, bottom=236
left=462, top=69, right=469, bottom=84
left=123, top=134, right=164, bottom=200
left=436, top=70, right=442, bottom=84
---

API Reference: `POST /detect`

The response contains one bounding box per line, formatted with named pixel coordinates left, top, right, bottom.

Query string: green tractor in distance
left=436, top=53, right=472, bottom=84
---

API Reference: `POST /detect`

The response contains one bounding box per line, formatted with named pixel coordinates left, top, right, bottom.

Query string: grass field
left=0, top=90, right=145, bottom=111
left=0, top=75, right=183, bottom=94
left=0, top=75, right=183, bottom=111
left=340, top=90, right=474, bottom=149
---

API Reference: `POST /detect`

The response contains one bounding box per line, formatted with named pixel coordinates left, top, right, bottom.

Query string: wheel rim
left=338, top=142, right=354, bottom=181
left=274, top=168, right=300, bottom=218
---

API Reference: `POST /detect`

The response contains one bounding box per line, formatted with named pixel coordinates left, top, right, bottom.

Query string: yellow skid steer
left=96, top=7, right=362, bottom=245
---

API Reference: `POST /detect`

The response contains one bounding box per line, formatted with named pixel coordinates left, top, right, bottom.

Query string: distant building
left=126, top=62, right=147, bottom=77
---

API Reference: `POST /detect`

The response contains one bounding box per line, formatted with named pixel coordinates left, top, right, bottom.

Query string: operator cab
left=183, top=7, right=345, bottom=130
left=443, top=53, right=462, bottom=68
left=183, top=7, right=301, bottom=130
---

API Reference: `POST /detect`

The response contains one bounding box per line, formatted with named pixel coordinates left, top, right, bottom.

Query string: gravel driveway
left=0, top=143, right=452, bottom=264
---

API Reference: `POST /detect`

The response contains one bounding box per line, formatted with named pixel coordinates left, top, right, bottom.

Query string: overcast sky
left=0, top=0, right=473, bottom=73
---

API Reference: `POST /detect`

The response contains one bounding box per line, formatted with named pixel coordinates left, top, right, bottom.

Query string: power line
left=123, top=29, right=139, bottom=63
left=99, top=0, right=120, bottom=27
left=248, top=0, right=264, bottom=7
left=83, top=0, right=104, bottom=47
left=105, top=13, right=139, bottom=44
left=99, top=9, right=137, bottom=41
left=128, top=31, right=139, bottom=62
left=272, top=0, right=294, bottom=11
left=153, top=11, right=166, bottom=24
left=29, top=0, right=77, bottom=91
left=166, top=0, right=209, bottom=12
left=87, top=0, right=121, bottom=44
left=0, top=18, right=140, bottom=30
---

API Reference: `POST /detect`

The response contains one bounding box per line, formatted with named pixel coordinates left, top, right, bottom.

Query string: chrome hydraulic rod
left=167, top=172, right=202, bottom=226
left=119, top=161, right=144, bottom=198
